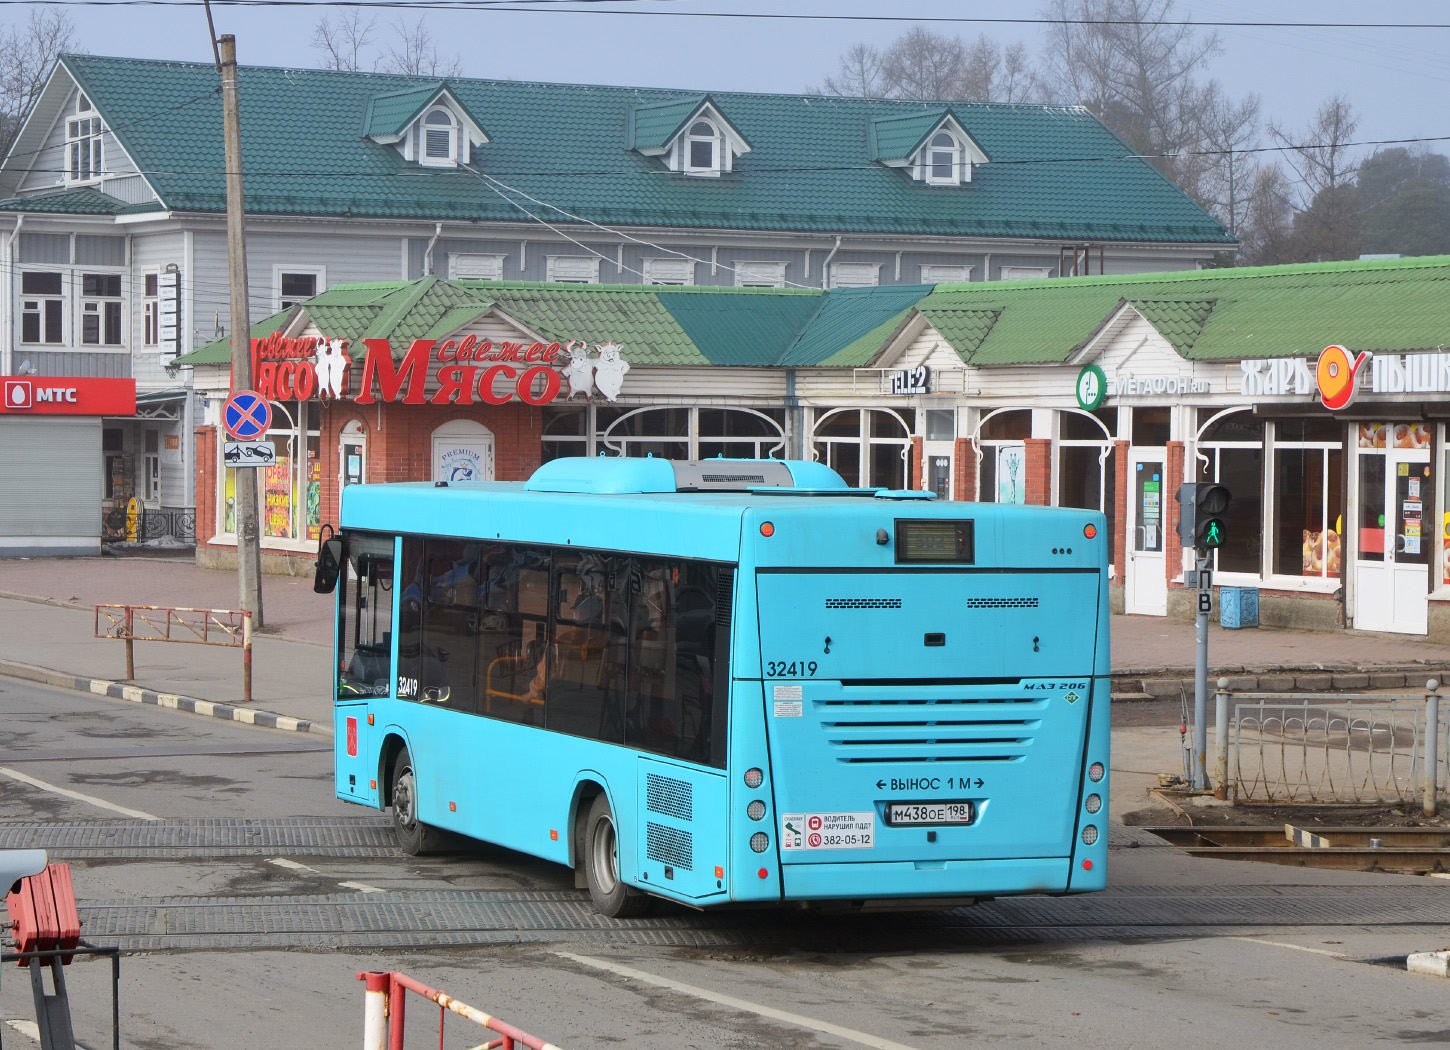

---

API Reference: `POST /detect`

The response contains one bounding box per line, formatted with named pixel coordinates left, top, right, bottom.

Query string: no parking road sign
left=223, top=390, right=272, bottom=440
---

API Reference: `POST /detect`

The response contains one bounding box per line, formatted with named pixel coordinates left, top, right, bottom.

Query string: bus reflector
left=750, top=833, right=770, bottom=853
left=744, top=767, right=764, bottom=788
left=715, top=865, right=724, bottom=878
left=449, top=801, right=457, bottom=812
left=760, top=522, right=775, bottom=537
left=1082, top=859, right=1093, bottom=870
left=1084, top=523, right=1097, bottom=539
left=550, top=829, right=558, bottom=841
left=366, top=714, right=374, bottom=725
left=758, top=868, right=769, bottom=879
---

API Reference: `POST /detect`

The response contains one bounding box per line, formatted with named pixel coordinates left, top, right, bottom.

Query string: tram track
left=6, top=818, right=1447, bottom=952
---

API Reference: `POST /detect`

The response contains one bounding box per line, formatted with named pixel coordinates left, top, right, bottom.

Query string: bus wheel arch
left=387, top=743, right=439, bottom=855
left=378, top=732, right=408, bottom=809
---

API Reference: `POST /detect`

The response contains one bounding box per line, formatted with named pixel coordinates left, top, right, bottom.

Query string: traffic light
left=1176, top=482, right=1232, bottom=549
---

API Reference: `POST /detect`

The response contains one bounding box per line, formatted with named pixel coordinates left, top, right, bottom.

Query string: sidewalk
left=2, top=554, right=1448, bottom=743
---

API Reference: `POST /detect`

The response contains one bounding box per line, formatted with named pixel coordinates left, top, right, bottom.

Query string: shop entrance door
left=1126, top=451, right=1167, bottom=616
left=1354, top=447, right=1432, bottom=634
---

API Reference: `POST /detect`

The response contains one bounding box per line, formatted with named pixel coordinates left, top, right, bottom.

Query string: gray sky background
left=33, top=0, right=1450, bottom=159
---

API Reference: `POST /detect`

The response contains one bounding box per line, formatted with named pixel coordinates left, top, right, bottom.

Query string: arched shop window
left=698, top=408, right=785, bottom=460
left=1195, top=409, right=1263, bottom=575
left=975, top=409, right=1031, bottom=503
left=221, top=401, right=321, bottom=542
left=811, top=408, right=913, bottom=489
left=599, top=406, right=690, bottom=460
left=541, top=406, right=589, bottom=463
left=1058, top=407, right=1116, bottom=551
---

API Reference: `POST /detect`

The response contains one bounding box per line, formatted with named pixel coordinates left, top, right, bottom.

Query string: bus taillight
left=1084, top=523, right=1098, bottom=539
left=744, top=767, right=764, bottom=788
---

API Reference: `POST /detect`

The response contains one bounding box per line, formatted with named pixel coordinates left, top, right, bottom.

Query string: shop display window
left=1272, top=419, right=1344, bottom=579
left=1196, top=411, right=1263, bottom=575
left=697, top=407, right=785, bottom=460
left=598, top=406, right=689, bottom=460
left=1058, top=408, right=1116, bottom=549
left=221, top=400, right=321, bottom=544
left=812, top=408, right=912, bottom=489
left=541, top=407, right=588, bottom=463
left=976, top=409, right=1030, bottom=503
left=1131, top=406, right=1171, bottom=446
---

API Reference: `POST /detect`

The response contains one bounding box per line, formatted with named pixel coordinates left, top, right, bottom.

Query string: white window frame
left=19, top=271, right=64, bottom=345
left=419, top=107, right=458, bottom=168
left=919, top=264, right=974, bottom=284
left=734, top=261, right=787, bottom=288
left=1000, top=266, right=1053, bottom=281
left=275, top=266, right=325, bottom=312
left=682, top=119, right=723, bottom=176
left=642, top=257, right=696, bottom=286
left=545, top=256, right=601, bottom=284
left=448, top=253, right=506, bottom=281
left=65, top=95, right=104, bottom=185
left=919, top=131, right=963, bottom=186
left=829, top=261, right=881, bottom=289
left=79, top=271, right=123, bottom=347
left=142, top=272, right=159, bottom=347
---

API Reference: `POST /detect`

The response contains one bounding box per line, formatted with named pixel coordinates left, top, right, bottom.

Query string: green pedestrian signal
left=1194, top=484, right=1231, bottom=549
left=1201, top=517, right=1226, bottom=548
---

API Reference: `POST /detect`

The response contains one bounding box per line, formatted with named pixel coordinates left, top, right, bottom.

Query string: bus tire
left=390, top=748, right=436, bottom=856
left=583, top=794, right=650, bottom=918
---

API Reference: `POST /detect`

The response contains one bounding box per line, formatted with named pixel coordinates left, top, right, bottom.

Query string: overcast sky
left=39, top=0, right=1450, bottom=157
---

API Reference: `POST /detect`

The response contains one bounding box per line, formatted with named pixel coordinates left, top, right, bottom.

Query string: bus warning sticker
left=781, top=812, right=875, bottom=850
left=772, top=684, right=803, bottom=718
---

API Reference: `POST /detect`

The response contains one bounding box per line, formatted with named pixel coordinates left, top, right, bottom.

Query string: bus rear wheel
left=390, top=748, right=437, bottom=855
left=583, top=794, right=650, bottom=918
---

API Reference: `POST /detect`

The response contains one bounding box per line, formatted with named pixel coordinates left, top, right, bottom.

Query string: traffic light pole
left=1193, top=550, right=1211, bottom=790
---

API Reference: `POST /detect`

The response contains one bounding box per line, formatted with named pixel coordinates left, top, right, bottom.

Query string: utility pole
left=219, top=33, right=263, bottom=629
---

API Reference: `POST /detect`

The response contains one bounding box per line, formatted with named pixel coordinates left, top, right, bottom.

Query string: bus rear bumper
left=779, top=857, right=1069, bottom=901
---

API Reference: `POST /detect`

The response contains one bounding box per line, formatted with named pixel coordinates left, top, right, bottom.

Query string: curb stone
left=0, top=659, right=314, bottom=734
left=1406, top=951, right=1450, bottom=978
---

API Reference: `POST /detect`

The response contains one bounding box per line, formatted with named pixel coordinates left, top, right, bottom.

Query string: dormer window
left=927, top=133, right=960, bottom=184
left=421, top=109, right=457, bottom=166
left=629, top=96, right=750, bottom=177
left=686, top=121, right=719, bottom=173
left=871, top=110, right=987, bottom=188
left=66, top=94, right=104, bottom=184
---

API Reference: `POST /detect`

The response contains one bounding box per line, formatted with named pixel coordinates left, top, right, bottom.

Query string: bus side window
left=545, top=552, right=629, bottom=744
left=337, top=534, right=395, bottom=699
left=625, top=561, right=724, bottom=767
left=477, top=545, right=550, bottom=727
left=418, top=539, right=482, bottom=714
left=395, top=538, right=426, bottom=699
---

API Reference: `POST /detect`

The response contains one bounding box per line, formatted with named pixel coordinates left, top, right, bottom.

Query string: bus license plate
left=885, top=801, right=974, bottom=827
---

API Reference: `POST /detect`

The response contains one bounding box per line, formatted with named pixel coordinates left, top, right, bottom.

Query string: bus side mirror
left=314, top=537, right=344, bottom=594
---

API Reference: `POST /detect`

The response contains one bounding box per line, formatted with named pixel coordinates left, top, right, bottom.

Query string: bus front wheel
left=583, top=794, right=650, bottom=918
left=390, top=748, right=437, bottom=855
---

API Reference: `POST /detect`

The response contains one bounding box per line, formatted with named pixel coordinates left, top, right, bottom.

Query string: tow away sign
left=223, top=440, right=276, bottom=467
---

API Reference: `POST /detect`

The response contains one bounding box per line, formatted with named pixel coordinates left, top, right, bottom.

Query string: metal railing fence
left=1228, top=683, right=1448, bottom=809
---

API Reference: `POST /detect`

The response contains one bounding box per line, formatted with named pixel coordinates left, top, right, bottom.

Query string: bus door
left=334, top=534, right=396, bottom=805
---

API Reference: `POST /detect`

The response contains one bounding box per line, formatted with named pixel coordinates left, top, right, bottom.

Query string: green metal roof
left=0, top=186, right=130, bottom=214
left=5, top=54, right=1229, bottom=243
left=918, top=254, right=1450, bottom=364
left=177, top=256, right=1450, bottom=374
left=362, top=83, right=446, bottom=138
left=627, top=96, right=708, bottom=151
left=870, top=110, right=957, bottom=163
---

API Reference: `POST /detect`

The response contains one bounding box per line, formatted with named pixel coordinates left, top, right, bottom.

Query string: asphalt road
left=2, top=676, right=1449, bottom=1050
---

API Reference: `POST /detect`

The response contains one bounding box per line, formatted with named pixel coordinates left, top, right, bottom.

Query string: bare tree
left=1040, top=0, right=1221, bottom=161
left=815, top=28, right=1039, bottom=102
left=1188, top=86, right=1262, bottom=235
left=1269, top=96, right=1362, bottom=262
left=0, top=11, right=78, bottom=151
left=381, top=16, right=463, bottom=79
left=311, top=11, right=379, bottom=73
left=819, top=43, right=886, bottom=98
left=1236, top=163, right=1295, bottom=265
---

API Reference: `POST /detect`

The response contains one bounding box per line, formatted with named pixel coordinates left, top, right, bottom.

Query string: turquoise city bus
left=320, top=457, right=1110, bottom=916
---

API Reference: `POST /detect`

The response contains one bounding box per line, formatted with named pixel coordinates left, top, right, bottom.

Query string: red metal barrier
left=358, top=971, right=566, bottom=1050
left=7, top=862, right=81, bottom=964
left=95, top=604, right=253, bottom=702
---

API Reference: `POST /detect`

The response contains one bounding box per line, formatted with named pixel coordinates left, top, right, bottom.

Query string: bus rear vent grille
left=825, top=598, right=902, bottom=609
left=646, top=823, right=693, bottom=870
left=646, top=774, right=693, bottom=822
left=715, top=570, right=734, bottom=627
left=702, top=473, right=765, bottom=483
left=965, top=597, right=1039, bottom=609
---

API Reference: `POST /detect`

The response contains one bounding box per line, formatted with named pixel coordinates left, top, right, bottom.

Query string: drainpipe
left=785, top=367, right=802, bottom=459
left=423, top=222, right=443, bottom=277
left=5, top=214, right=23, bottom=376
left=820, top=235, right=842, bottom=290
